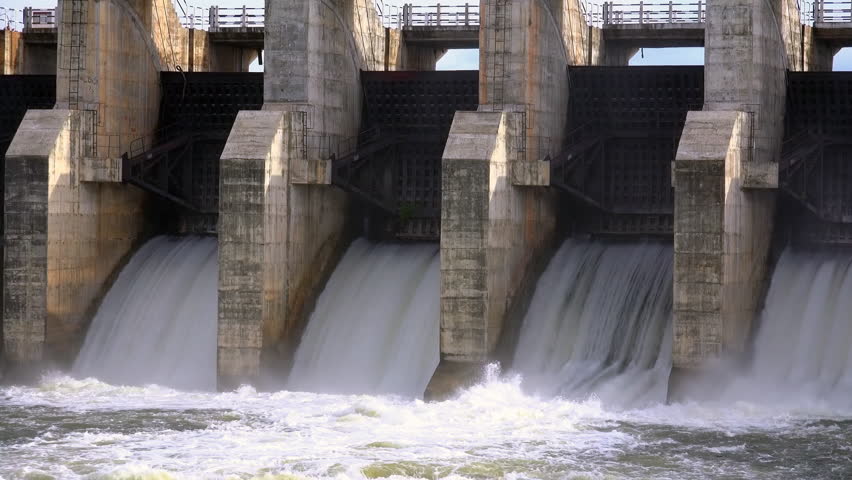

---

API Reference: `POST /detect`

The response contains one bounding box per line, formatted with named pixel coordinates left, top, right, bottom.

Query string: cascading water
left=73, top=235, right=218, bottom=391
left=287, top=238, right=440, bottom=397
left=699, top=248, right=852, bottom=409
left=512, top=240, right=673, bottom=406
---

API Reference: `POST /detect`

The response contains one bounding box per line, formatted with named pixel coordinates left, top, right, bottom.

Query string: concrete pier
left=671, top=0, right=803, bottom=375
left=1, top=0, right=221, bottom=372
left=432, top=0, right=607, bottom=395
left=216, top=0, right=444, bottom=387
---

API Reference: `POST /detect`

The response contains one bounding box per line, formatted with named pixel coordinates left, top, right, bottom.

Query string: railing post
left=437, top=3, right=441, bottom=26
left=241, top=5, right=247, bottom=28
left=465, top=3, right=469, bottom=26
left=603, top=1, right=609, bottom=25
left=669, top=1, right=673, bottom=23
left=639, top=1, right=644, bottom=24
left=23, top=7, right=31, bottom=31
left=209, top=6, right=217, bottom=31
left=699, top=0, right=703, bottom=22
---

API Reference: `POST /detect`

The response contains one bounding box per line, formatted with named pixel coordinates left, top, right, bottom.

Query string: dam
left=1, top=0, right=852, bottom=477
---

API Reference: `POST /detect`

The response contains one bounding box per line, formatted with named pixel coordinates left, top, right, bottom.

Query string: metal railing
left=811, top=0, right=852, bottom=22
left=207, top=5, right=263, bottom=31
left=395, top=3, right=480, bottom=28
left=599, top=1, right=706, bottom=25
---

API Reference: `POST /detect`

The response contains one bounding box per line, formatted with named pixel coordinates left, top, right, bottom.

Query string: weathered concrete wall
left=436, top=110, right=554, bottom=366
left=0, top=30, right=22, bottom=74
left=0, top=30, right=58, bottom=75
left=2, top=0, right=208, bottom=370
left=2, top=109, right=149, bottom=369
left=218, top=111, right=287, bottom=384
left=218, top=0, right=425, bottom=384
left=673, top=111, right=774, bottom=368
left=218, top=110, right=350, bottom=387
left=802, top=26, right=839, bottom=71
left=433, top=0, right=600, bottom=394
left=672, top=0, right=799, bottom=373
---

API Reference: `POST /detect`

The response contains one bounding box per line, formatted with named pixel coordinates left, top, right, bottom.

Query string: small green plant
left=398, top=202, right=416, bottom=223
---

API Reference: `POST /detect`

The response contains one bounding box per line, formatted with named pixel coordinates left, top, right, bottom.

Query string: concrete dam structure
left=2, top=0, right=852, bottom=408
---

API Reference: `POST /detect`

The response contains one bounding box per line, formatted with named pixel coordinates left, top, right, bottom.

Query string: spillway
left=512, top=240, right=673, bottom=406
left=701, top=248, right=852, bottom=409
left=287, top=238, right=439, bottom=397
left=73, top=236, right=218, bottom=391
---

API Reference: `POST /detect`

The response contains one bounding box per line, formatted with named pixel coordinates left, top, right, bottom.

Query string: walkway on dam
left=10, top=1, right=852, bottom=50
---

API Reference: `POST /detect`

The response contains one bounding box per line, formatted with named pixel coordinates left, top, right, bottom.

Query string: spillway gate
left=332, top=70, right=478, bottom=241
left=552, top=66, right=703, bottom=236
left=121, top=72, right=262, bottom=230
left=783, top=72, right=852, bottom=246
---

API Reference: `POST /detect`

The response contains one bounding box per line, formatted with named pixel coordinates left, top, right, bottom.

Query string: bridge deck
left=403, top=26, right=479, bottom=49
left=602, top=23, right=704, bottom=47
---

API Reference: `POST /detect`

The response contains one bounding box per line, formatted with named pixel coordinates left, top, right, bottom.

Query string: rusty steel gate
left=553, top=66, right=703, bottom=236
left=122, top=72, right=263, bottom=222
left=333, top=70, right=478, bottom=240
left=783, top=72, right=852, bottom=246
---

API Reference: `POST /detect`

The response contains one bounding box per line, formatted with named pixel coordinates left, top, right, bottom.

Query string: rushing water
left=73, top=236, right=218, bottom=391
left=287, top=239, right=440, bottom=397
left=682, top=248, right=852, bottom=411
left=1, top=369, right=851, bottom=479
left=2, top=243, right=852, bottom=478
left=512, top=240, right=673, bottom=406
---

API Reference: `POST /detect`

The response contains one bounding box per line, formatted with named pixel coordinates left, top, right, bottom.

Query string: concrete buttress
left=671, top=0, right=804, bottom=380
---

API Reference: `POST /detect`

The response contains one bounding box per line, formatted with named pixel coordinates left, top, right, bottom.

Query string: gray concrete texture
left=217, top=0, right=442, bottom=384
left=2, top=0, right=219, bottom=370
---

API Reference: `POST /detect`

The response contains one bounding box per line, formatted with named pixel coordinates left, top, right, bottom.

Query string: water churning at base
left=287, top=239, right=440, bottom=397
left=513, top=240, right=673, bottom=406
left=74, top=236, right=218, bottom=391
left=702, top=249, right=852, bottom=409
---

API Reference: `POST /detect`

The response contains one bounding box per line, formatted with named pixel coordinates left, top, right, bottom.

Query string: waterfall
left=512, top=240, right=673, bottom=406
left=73, top=236, right=218, bottom=391
left=287, top=238, right=440, bottom=397
left=708, top=249, right=852, bottom=408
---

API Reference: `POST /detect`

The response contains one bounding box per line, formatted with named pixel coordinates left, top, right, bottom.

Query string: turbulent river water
left=2, top=369, right=851, bottom=479
left=2, top=242, right=852, bottom=479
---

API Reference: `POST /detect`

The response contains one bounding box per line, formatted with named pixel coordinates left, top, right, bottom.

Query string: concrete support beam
left=216, top=0, right=440, bottom=385
left=0, top=30, right=23, bottom=74
left=1, top=0, right=213, bottom=371
left=671, top=0, right=800, bottom=375
left=217, top=110, right=348, bottom=388
left=430, top=110, right=555, bottom=396
left=2, top=109, right=148, bottom=374
left=673, top=111, right=774, bottom=368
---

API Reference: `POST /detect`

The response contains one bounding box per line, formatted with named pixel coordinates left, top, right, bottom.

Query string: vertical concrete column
left=672, top=0, right=801, bottom=376
left=218, top=111, right=288, bottom=387
left=1, top=0, right=205, bottom=371
left=2, top=110, right=71, bottom=369
left=0, top=30, right=22, bottom=74
left=480, top=0, right=603, bottom=159
left=432, top=0, right=595, bottom=395
left=431, top=110, right=555, bottom=397
left=220, top=0, right=426, bottom=384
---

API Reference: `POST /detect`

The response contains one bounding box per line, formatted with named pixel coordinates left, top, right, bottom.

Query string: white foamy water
left=73, top=236, right=218, bottom=391
left=287, top=239, right=439, bottom=397
left=512, top=240, right=673, bottom=406
left=2, top=369, right=850, bottom=480
left=686, top=248, right=852, bottom=411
